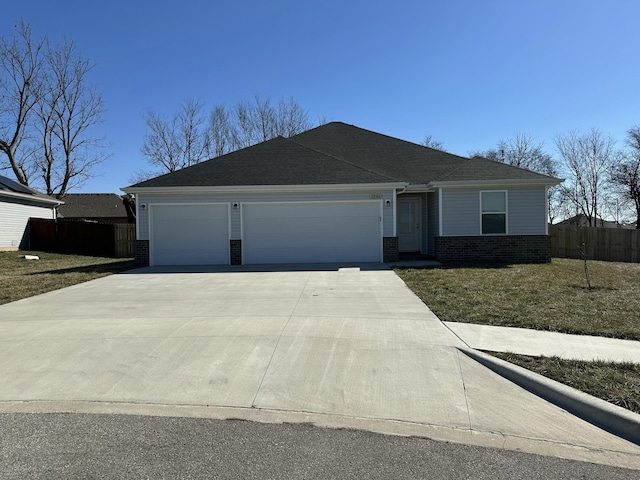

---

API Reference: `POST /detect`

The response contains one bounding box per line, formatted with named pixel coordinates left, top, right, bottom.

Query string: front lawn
left=0, top=251, right=135, bottom=305
left=394, top=258, right=640, bottom=341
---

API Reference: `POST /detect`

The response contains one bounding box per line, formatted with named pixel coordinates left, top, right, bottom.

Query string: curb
left=458, top=347, right=640, bottom=446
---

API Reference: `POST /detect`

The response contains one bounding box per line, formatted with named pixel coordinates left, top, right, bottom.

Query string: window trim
left=480, top=190, right=508, bottom=235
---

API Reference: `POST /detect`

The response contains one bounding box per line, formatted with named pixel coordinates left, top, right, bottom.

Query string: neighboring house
left=557, top=214, right=637, bottom=229
left=57, top=193, right=133, bottom=224
left=123, top=122, right=562, bottom=267
left=0, top=175, right=63, bottom=250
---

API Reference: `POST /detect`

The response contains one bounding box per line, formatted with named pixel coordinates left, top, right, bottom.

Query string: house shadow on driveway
left=27, top=259, right=136, bottom=276
left=125, top=262, right=394, bottom=275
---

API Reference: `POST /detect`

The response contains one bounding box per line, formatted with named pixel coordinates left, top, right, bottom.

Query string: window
left=481, top=191, right=507, bottom=234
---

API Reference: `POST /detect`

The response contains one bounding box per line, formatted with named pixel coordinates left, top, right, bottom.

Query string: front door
left=398, top=197, right=421, bottom=252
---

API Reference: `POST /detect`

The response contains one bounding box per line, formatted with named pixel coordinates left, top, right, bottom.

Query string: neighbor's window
left=481, top=191, right=507, bottom=234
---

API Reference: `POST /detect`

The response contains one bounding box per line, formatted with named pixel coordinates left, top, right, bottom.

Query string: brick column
left=134, top=240, right=149, bottom=267
left=230, top=239, right=242, bottom=265
left=383, top=237, right=399, bottom=262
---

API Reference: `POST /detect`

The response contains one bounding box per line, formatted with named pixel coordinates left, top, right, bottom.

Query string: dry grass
left=490, top=352, right=640, bottom=414
left=395, top=259, right=640, bottom=413
left=0, top=250, right=134, bottom=305
left=395, top=258, right=640, bottom=340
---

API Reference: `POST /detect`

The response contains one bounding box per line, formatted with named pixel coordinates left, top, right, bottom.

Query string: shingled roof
left=57, top=193, right=128, bottom=220
left=127, top=122, right=560, bottom=189
left=0, top=175, right=62, bottom=205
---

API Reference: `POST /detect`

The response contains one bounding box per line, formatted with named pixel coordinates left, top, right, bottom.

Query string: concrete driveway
left=1, top=264, right=639, bottom=468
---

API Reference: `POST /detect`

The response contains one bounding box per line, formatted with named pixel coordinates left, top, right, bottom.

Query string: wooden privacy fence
left=549, top=224, right=640, bottom=263
left=29, top=218, right=135, bottom=258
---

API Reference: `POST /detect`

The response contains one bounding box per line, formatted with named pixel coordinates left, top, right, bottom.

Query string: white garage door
left=243, top=202, right=382, bottom=264
left=151, top=204, right=229, bottom=266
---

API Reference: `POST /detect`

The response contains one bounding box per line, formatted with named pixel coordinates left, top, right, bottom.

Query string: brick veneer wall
left=383, top=237, right=398, bottom=262
left=134, top=239, right=149, bottom=267
left=230, top=239, right=242, bottom=265
left=434, top=235, right=551, bottom=263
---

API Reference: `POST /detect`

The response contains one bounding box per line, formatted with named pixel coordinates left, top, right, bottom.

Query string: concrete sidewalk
left=0, top=265, right=639, bottom=469
left=444, top=322, right=640, bottom=363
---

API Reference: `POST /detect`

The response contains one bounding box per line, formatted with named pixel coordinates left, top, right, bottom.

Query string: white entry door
left=398, top=198, right=421, bottom=252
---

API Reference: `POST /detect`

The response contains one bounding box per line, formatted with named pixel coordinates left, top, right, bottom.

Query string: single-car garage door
left=151, top=204, right=229, bottom=266
left=242, top=201, right=382, bottom=264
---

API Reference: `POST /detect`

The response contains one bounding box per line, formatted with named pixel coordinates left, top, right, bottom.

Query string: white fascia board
left=122, top=182, right=408, bottom=195
left=0, top=189, right=63, bottom=206
left=428, top=178, right=564, bottom=188
left=401, top=184, right=435, bottom=193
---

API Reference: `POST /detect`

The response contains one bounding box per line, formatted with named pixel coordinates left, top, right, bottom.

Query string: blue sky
left=4, top=1, right=640, bottom=193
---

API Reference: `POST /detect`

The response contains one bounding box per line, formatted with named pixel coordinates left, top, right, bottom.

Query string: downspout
left=393, top=186, right=407, bottom=237
left=438, top=188, right=443, bottom=236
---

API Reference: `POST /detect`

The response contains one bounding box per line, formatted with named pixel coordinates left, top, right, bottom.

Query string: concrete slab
left=445, top=322, right=640, bottom=363
left=0, top=266, right=639, bottom=469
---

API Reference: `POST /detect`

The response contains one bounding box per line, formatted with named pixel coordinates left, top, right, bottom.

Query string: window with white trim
left=481, top=191, right=507, bottom=234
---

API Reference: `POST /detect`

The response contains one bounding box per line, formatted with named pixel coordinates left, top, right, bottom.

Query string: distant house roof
left=125, top=122, right=562, bottom=190
left=57, top=193, right=128, bottom=220
left=558, top=214, right=637, bottom=229
left=0, top=175, right=62, bottom=206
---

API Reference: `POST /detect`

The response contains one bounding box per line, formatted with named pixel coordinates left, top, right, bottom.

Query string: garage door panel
left=246, top=217, right=379, bottom=236
left=151, top=204, right=229, bottom=266
left=243, top=202, right=381, bottom=264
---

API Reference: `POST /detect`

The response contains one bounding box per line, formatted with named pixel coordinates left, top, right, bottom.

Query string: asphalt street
left=1, top=413, right=638, bottom=479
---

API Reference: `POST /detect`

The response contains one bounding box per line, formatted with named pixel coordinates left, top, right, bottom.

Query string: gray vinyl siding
left=0, top=198, right=56, bottom=249
left=508, top=187, right=547, bottom=234
left=426, top=191, right=439, bottom=254
left=440, top=186, right=548, bottom=236
left=441, top=189, right=480, bottom=235
left=137, top=189, right=395, bottom=241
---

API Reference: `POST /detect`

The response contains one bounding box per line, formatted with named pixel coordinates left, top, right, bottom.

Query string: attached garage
left=150, top=204, right=229, bottom=266
left=242, top=201, right=382, bottom=264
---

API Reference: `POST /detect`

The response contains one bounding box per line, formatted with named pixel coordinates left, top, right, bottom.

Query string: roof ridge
left=286, top=136, right=401, bottom=183
left=312, top=122, right=471, bottom=160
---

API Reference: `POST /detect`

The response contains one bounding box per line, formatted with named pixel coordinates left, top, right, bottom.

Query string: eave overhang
left=122, top=182, right=408, bottom=195
left=428, top=178, right=564, bottom=188
left=0, top=189, right=64, bottom=206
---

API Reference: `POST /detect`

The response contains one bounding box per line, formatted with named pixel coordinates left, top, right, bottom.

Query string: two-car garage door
left=150, top=201, right=382, bottom=266
left=242, top=202, right=382, bottom=264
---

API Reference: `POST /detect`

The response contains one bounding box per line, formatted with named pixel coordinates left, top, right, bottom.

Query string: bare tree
left=609, top=126, right=640, bottom=228
left=555, top=129, right=617, bottom=227
left=421, top=135, right=445, bottom=151
left=208, top=104, right=232, bottom=157
left=472, top=132, right=562, bottom=223
left=228, top=94, right=310, bottom=150
left=36, top=39, right=108, bottom=197
left=138, top=94, right=313, bottom=178
left=0, top=20, right=45, bottom=186
left=476, top=132, right=557, bottom=174
left=141, top=98, right=210, bottom=174
left=274, top=97, right=311, bottom=138
left=1, top=21, right=107, bottom=196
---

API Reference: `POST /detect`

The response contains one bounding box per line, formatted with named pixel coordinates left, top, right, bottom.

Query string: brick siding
left=434, top=235, right=551, bottom=263
left=230, top=239, right=242, bottom=265
left=383, top=236, right=398, bottom=262
left=134, top=239, right=149, bottom=267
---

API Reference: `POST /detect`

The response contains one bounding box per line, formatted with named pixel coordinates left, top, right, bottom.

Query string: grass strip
left=0, top=250, right=134, bottom=305
left=489, top=352, right=640, bottom=415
